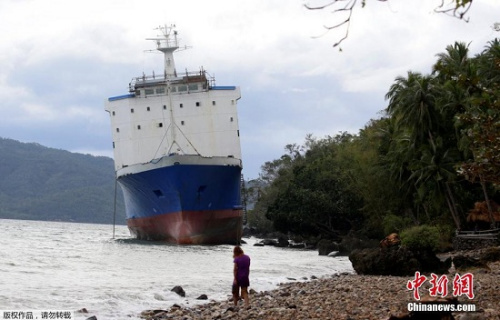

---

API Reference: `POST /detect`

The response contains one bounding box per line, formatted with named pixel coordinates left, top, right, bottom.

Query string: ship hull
left=127, top=209, right=242, bottom=244
left=117, top=156, right=243, bottom=244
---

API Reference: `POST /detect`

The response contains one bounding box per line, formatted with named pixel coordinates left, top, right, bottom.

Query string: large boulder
left=349, top=246, right=450, bottom=276
left=337, top=234, right=379, bottom=255
left=317, top=239, right=339, bottom=256
left=276, top=235, right=289, bottom=248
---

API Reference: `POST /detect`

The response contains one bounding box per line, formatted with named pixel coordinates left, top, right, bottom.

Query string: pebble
left=140, top=249, right=500, bottom=320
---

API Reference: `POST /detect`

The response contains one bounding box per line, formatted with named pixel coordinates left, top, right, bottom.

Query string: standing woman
left=233, top=246, right=251, bottom=308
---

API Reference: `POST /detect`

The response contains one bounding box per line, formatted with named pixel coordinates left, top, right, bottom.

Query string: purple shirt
left=234, top=254, right=251, bottom=286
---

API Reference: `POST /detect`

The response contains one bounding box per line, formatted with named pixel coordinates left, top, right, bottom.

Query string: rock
left=85, top=317, right=97, bottom=320
left=349, top=246, right=450, bottom=276
left=77, top=308, right=88, bottom=314
left=453, top=255, right=489, bottom=271
left=171, top=285, right=186, bottom=297
left=380, top=233, right=401, bottom=248
left=242, top=225, right=258, bottom=237
left=253, top=242, right=264, bottom=246
left=479, top=246, right=500, bottom=262
left=260, top=239, right=279, bottom=246
left=317, top=239, right=339, bottom=256
left=196, top=294, right=208, bottom=300
left=458, top=313, right=488, bottom=320
left=338, top=234, right=379, bottom=255
left=276, top=236, right=289, bottom=247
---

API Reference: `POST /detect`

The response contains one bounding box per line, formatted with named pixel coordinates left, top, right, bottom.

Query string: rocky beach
left=139, top=247, right=500, bottom=320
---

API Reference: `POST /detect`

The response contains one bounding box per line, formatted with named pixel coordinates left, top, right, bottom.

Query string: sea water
left=0, top=219, right=353, bottom=319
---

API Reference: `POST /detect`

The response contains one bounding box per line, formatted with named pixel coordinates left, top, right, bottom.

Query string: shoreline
left=140, top=249, right=500, bottom=320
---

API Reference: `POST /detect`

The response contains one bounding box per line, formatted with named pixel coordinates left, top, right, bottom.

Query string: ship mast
left=147, top=24, right=180, bottom=78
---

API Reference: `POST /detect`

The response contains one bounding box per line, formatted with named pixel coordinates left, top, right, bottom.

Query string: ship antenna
left=146, top=24, right=191, bottom=79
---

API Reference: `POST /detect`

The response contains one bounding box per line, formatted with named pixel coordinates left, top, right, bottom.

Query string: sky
left=0, top=0, right=498, bottom=180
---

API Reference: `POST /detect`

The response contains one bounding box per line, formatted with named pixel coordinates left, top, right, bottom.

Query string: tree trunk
left=445, top=182, right=461, bottom=230
left=480, top=175, right=495, bottom=229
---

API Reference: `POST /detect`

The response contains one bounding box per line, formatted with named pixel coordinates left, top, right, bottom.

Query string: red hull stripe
left=127, top=209, right=243, bottom=244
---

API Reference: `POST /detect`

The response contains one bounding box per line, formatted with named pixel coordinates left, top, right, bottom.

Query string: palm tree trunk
left=479, top=175, right=495, bottom=229
left=445, top=182, right=461, bottom=229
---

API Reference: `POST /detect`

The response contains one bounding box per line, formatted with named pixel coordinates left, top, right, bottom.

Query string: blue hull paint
left=117, top=164, right=242, bottom=220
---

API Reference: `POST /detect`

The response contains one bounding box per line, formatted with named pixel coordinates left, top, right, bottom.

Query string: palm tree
left=409, top=138, right=462, bottom=229
left=385, top=71, right=463, bottom=229
left=433, top=42, right=471, bottom=82
left=385, top=72, right=439, bottom=150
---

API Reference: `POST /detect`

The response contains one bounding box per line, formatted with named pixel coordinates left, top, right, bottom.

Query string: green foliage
left=263, top=133, right=364, bottom=239
left=400, top=225, right=441, bottom=251
left=382, top=214, right=412, bottom=235
left=254, top=38, right=500, bottom=240
left=0, top=137, right=125, bottom=224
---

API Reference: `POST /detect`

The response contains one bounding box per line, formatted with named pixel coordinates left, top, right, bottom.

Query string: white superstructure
left=104, top=25, right=242, bottom=172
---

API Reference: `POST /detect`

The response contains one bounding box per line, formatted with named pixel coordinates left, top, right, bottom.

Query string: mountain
left=0, top=137, right=125, bottom=224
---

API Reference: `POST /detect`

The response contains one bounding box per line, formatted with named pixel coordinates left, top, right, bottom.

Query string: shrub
left=382, top=214, right=412, bottom=235
left=400, top=225, right=441, bottom=252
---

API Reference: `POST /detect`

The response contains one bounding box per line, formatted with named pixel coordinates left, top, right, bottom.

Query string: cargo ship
left=104, top=25, right=243, bottom=244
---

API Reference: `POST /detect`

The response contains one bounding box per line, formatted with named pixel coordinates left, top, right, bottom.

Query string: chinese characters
left=407, top=272, right=474, bottom=300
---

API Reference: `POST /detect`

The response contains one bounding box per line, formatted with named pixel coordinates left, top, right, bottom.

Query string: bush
left=382, top=214, right=412, bottom=235
left=400, top=225, right=441, bottom=252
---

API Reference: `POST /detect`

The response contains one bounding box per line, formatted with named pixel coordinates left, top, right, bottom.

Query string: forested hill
left=0, top=137, right=125, bottom=224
